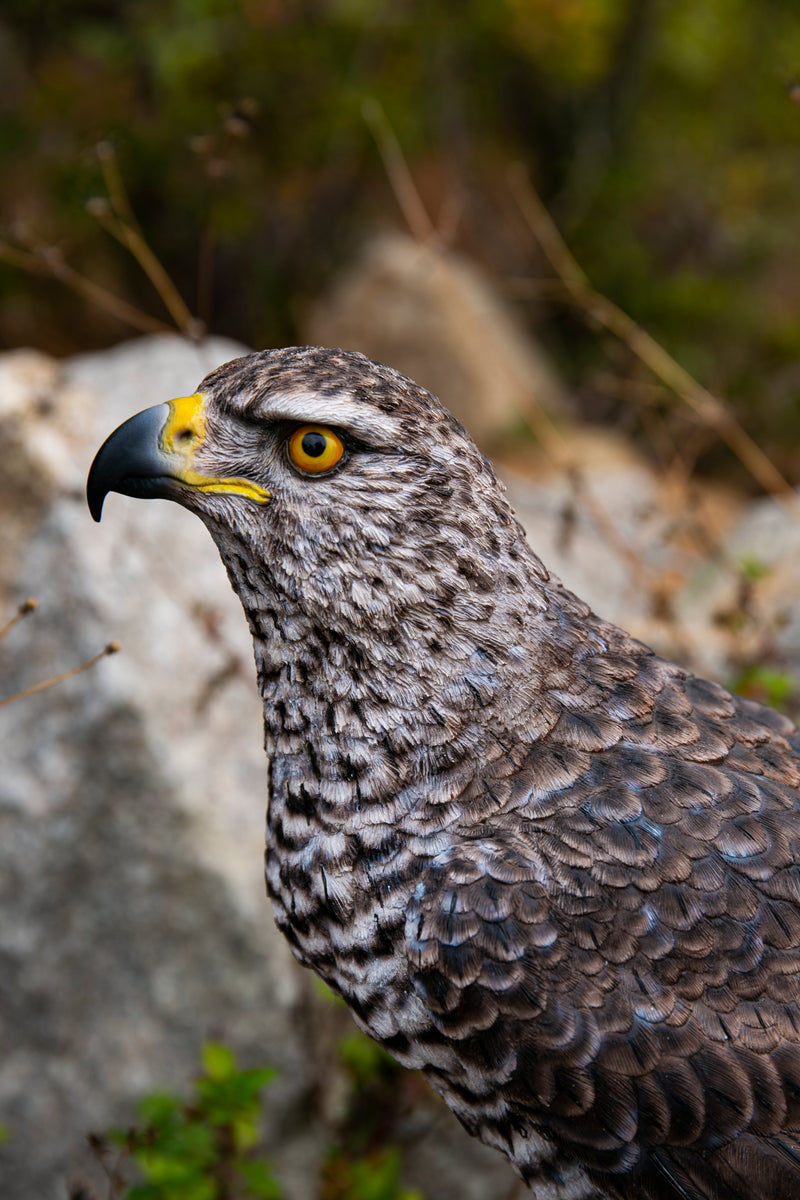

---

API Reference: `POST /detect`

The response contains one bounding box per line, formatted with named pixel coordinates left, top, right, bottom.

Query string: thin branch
left=590, top=369, right=669, bottom=408
left=508, top=163, right=800, bottom=524
left=0, top=597, right=37, bottom=642
left=86, top=1130, right=128, bottom=1200
left=96, top=140, right=140, bottom=232
left=194, top=654, right=244, bottom=716
left=89, top=143, right=202, bottom=336
left=0, top=642, right=120, bottom=709
left=362, top=99, right=436, bottom=243
left=528, top=424, right=652, bottom=587
left=0, top=142, right=201, bottom=337
left=0, top=240, right=172, bottom=335
left=504, top=276, right=576, bottom=301
left=488, top=347, right=651, bottom=584
left=88, top=200, right=200, bottom=335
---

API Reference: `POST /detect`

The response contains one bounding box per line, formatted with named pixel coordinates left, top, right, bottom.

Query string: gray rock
left=498, top=426, right=744, bottom=673
left=676, top=491, right=800, bottom=687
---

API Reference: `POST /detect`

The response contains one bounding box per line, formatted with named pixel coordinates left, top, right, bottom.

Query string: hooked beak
left=87, top=393, right=270, bottom=521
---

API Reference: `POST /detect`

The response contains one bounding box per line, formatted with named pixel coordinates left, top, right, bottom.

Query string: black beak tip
left=86, top=449, right=110, bottom=521
left=86, top=478, right=105, bottom=523
left=86, top=403, right=171, bottom=524
left=86, top=449, right=113, bottom=523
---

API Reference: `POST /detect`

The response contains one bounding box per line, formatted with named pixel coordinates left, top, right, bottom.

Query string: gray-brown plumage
left=88, top=347, right=800, bottom=1200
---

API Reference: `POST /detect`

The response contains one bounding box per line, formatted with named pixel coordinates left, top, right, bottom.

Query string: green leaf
left=338, top=1033, right=396, bottom=1085
left=313, top=977, right=346, bottom=1006
left=94, top=1043, right=284, bottom=1200
left=237, top=1158, right=282, bottom=1198
left=201, top=1042, right=236, bottom=1080
left=328, top=1148, right=421, bottom=1200
left=136, top=1091, right=184, bottom=1129
left=739, top=554, right=770, bottom=581
left=731, top=664, right=796, bottom=711
left=126, top=1180, right=216, bottom=1200
left=195, top=1055, right=276, bottom=1133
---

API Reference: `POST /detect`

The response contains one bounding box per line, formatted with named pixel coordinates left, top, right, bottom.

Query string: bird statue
left=88, top=346, right=800, bottom=1200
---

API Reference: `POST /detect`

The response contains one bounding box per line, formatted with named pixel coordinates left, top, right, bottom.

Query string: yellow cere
left=161, top=393, right=271, bottom=504
left=161, top=392, right=208, bottom=455
left=288, top=424, right=345, bottom=475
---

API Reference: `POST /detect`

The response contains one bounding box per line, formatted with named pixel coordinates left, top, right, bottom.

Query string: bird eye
left=287, top=425, right=345, bottom=475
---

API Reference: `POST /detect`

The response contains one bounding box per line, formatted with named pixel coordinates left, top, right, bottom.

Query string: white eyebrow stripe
left=250, top=390, right=404, bottom=443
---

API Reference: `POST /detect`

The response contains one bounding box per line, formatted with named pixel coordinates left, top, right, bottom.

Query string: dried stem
left=0, top=240, right=172, bottom=335
left=96, top=140, right=139, bottom=231
left=0, top=597, right=37, bottom=642
left=362, top=99, right=436, bottom=243
left=90, top=143, right=201, bottom=336
left=520, top=409, right=652, bottom=588
left=86, top=1130, right=129, bottom=1200
left=508, top=163, right=800, bottom=524
left=0, top=642, right=120, bottom=709
left=0, top=142, right=202, bottom=339
left=90, top=206, right=200, bottom=335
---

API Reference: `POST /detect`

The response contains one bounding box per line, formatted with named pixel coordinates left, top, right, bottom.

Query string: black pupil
left=301, top=431, right=327, bottom=458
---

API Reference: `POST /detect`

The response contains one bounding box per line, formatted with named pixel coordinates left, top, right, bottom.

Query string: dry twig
left=0, top=597, right=37, bottom=642
left=0, top=240, right=172, bottom=335
left=0, top=140, right=201, bottom=338
left=0, top=643, right=120, bottom=709
left=89, top=142, right=202, bottom=337
left=508, top=163, right=800, bottom=525
left=362, top=99, right=437, bottom=243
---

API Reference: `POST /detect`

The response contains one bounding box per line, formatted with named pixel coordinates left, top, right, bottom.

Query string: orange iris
left=287, top=425, right=345, bottom=475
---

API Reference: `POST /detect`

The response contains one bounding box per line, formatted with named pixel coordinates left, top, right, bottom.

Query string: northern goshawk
left=88, top=347, right=800, bottom=1200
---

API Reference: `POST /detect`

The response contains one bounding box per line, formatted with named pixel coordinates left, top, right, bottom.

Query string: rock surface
left=676, top=492, right=800, bottom=688
left=496, top=427, right=745, bottom=676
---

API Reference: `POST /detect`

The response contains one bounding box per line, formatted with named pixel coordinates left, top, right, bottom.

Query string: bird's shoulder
left=404, top=644, right=800, bottom=1197
left=471, top=634, right=800, bottom=922
left=404, top=828, right=800, bottom=1198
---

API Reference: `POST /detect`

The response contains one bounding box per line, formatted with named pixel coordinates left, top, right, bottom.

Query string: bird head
left=88, top=346, right=544, bottom=639
left=88, top=347, right=580, bottom=778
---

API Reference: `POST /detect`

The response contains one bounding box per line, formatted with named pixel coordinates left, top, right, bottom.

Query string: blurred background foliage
left=2, top=0, right=800, bottom=477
